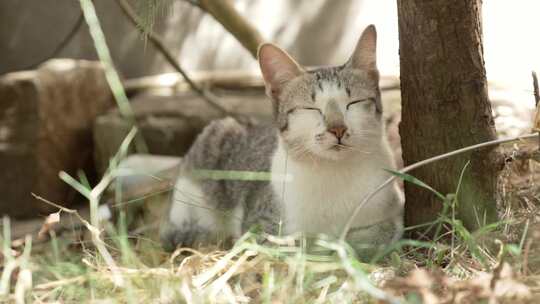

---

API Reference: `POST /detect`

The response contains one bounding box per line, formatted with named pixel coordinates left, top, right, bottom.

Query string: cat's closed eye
left=346, top=98, right=375, bottom=110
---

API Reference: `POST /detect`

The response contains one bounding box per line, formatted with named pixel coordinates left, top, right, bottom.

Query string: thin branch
left=115, top=0, right=243, bottom=121
left=507, top=148, right=540, bottom=162
left=34, top=275, right=86, bottom=291
left=22, top=11, right=84, bottom=70
left=340, top=133, right=539, bottom=241
left=32, top=192, right=125, bottom=287
left=194, top=0, right=264, bottom=59
left=31, top=193, right=79, bottom=216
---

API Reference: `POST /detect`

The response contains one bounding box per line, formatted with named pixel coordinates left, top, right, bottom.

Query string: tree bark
left=397, top=0, right=502, bottom=231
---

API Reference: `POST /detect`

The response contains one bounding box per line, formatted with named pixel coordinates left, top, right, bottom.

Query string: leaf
left=37, top=211, right=61, bottom=240
left=59, top=171, right=91, bottom=199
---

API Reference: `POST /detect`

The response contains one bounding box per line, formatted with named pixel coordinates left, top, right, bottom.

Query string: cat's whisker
left=305, top=148, right=320, bottom=167
left=335, top=144, right=372, bottom=154
left=291, top=147, right=320, bottom=168
left=295, top=143, right=320, bottom=166
left=297, top=150, right=317, bottom=164
left=350, top=129, right=380, bottom=134
left=289, top=144, right=311, bottom=158
left=171, top=197, right=243, bottom=222
left=348, top=133, right=379, bottom=139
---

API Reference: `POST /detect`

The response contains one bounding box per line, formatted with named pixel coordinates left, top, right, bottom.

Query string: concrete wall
left=0, top=0, right=369, bottom=78
left=1, top=0, right=175, bottom=78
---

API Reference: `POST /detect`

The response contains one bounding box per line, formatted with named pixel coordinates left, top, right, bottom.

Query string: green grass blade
left=79, top=0, right=146, bottom=152
left=59, top=171, right=92, bottom=199
left=385, top=169, right=446, bottom=201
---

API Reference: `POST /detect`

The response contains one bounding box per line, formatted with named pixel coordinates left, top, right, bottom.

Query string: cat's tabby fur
left=161, top=25, right=404, bottom=257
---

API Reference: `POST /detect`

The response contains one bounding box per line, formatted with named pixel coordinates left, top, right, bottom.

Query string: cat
left=160, top=25, right=404, bottom=257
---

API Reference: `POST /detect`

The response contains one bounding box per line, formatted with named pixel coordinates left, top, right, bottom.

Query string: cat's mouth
left=330, top=144, right=350, bottom=151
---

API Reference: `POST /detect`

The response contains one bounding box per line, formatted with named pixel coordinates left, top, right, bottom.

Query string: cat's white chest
left=271, top=145, right=392, bottom=238
left=280, top=173, right=361, bottom=236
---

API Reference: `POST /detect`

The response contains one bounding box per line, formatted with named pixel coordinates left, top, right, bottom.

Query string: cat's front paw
left=159, top=220, right=206, bottom=251
left=160, top=220, right=235, bottom=251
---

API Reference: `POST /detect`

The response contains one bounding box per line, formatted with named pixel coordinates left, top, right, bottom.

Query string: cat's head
left=258, top=25, right=383, bottom=162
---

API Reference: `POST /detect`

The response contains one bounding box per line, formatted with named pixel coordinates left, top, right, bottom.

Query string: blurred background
left=3, top=0, right=538, bottom=135
left=3, top=1, right=540, bottom=87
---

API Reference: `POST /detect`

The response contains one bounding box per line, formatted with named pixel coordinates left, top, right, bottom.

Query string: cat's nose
left=329, top=126, right=347, bottom=139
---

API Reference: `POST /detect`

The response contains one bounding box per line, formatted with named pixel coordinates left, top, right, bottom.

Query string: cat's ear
left=258, top=43, right=303, bottom=100
left=347, top=25, right=377, bottom=70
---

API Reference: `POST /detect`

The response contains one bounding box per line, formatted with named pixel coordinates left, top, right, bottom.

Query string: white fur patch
left=271, top=138, right=402, bottom=238
left=169, top=177, right=244, bottom=239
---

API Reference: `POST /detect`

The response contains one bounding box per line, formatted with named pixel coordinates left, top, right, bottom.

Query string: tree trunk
left=397, top=0, right=502, bottom=232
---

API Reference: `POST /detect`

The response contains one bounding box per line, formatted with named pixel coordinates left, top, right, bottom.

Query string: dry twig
left=31, top=193, right=125, bottom=287
left=115, top=0, right=243, bottom=121
left=23, top=12, right=84, bottom=70
left=190, top=0, right=264, bottom=59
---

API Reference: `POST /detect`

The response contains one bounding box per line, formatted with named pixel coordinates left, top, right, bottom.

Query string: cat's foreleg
left=160, top=177, right=243, bottom=251
left=346, top=215, right=403, bottom=260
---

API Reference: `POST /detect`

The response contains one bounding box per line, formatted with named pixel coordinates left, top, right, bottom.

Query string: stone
left=0, top=59, right=113, bottom=217
left=93, top=89, right=273, bottom=174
